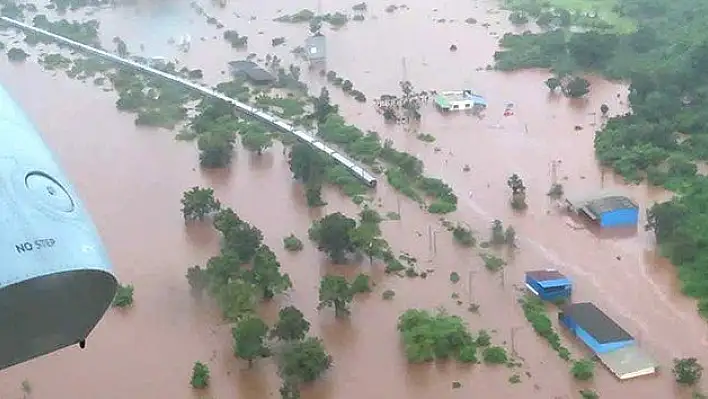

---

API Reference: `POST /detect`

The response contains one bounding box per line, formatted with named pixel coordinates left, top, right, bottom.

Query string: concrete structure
left=566, top=192, right=639, bottom=228
left=0, top=84, right=117, bottom=370
left=434, top=89, right=487, bottom=112
left=596, top=344, right=658, bottom=380
left=305, top=34, right=326, bottom=64
left=228, top=61, right=276, bottom=85
left=0, top=16, right=377, bottom=188
left=525, top=269, right=572, bottom=301
left=559, top=302, right=657, bottom=380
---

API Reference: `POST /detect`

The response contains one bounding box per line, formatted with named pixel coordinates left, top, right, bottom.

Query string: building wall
left=526, top=278, right=571, bottom=300
left=599, top=208, right=639, bottom=227
left=559, top=313, right=635, bottom=354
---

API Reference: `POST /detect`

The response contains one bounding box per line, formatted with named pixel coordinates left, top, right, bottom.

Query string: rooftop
left=526, top=269, right=567, bottom=282
left=597, top=344, right=657, bottom=380
left=228, top=61, right=276, bottom=83
left=585, top=195, right=638, bottom=216
left=562, top=302, right=634, bottom=344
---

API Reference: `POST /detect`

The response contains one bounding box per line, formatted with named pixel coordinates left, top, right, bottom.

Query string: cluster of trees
left=189, top=97, right=276, bottom=169
left=308, top=209, right=389, bottom=263
left=323, top=70, right=366, bottom=102
left=489, top=219, right=516, bottom=248
left=545, top=75, right=590, bottom=98
left=181, top=188, right=332, bottom=397
left=397, top=309, right=508, bottom=365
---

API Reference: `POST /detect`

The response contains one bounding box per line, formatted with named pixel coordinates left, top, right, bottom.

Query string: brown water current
left=0, top=0, right=706, bottom=398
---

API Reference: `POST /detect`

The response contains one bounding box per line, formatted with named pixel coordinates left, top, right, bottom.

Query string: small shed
left=566, top=193, right=639, bottom=228
left=434, top=89, right=487, bottom=112
left=228, top=61, right=276, bottom=85
left=525, top=269, right=572, bottom=301
left=559, top=302, right=635, bottom=354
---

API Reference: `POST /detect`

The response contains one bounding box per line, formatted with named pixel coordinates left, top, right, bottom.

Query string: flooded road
left=0, top=0, right=705, bottom=398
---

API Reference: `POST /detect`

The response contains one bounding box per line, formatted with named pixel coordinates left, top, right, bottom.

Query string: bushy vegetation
left=112, top=283, right=134, bottom=308
left=571, top=358, right=595, bottom=381
left=180, top=186, right=221, bottom=221
left=283, top=234, right=304, bottom=252
left=519, top=296, right=571, bottom=361
left=497, top=0, right=708, bottom=318
left=317, top=273, right=370, bottom=317
left=190, top=361, right=210, bottom=389
left=308, top=209, right=390, bottom=263
left=397, top=309, right=480, bottom=363
left=673, top=357, right=703, bottom=385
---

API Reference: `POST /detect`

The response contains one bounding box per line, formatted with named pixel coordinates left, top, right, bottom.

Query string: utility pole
left=499, top=269, right=506, bottom=288
left=401, top=56, right=408, bottom=83
left=428, top=225, right=433, bottom=253
left=467, top=270, right=476, bottom=303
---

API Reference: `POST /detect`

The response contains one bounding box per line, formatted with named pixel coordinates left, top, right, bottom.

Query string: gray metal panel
left=597, top=344, right=657, bottom=380
left=305, top=35, right=326, bottom=61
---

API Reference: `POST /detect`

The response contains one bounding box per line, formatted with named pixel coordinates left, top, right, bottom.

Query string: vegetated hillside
left=494, top=0, right=708, bottom=318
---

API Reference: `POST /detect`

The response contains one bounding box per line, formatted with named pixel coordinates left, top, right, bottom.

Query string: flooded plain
left=0, top=0, right=705, bottom=398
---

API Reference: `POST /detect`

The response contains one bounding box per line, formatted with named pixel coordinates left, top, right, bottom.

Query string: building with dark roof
left=228, top=61, right=276, bottom=85
left=525, top=269, right=572, bottom=301
left=566, top=193, right=639, bottom=228
left=559, top=302, right=635, bottom=354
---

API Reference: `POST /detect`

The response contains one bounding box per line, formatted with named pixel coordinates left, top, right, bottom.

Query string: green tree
left=243, top=246, right=292, bottom=299
left=308, top=213, right=358, bottom=262
left=318, top=275, right=354, bottom=317
left=186, top=265, right=209, bottom=297
left=507, top=174, right=528, bottom=210
left=180, top=186, right=221, bottom=221
left=277, top=337, right=332, bottom=383
left=350, top=273, right=371, bottom=294
left=197, top=130, right=236, bottom=168
left=112, top=283, right=134, bottom=308
left=215, top=279, right=257, bottom=321
left=190, top=361, right=210, bottom=389
left=396, top=309, right=475, bottom=363
left=564, top=76, right=591, bottom=98
left=571, top=359, right=595, bottom=380
left=271, top=306, right=311, bottom=341
left=232, top=316, right=271, bottom=366
left=504, top=226, right=516, bottom=247
left=600, top=104, right=609, bottom=115
left=490, top=219, right=505, bottom=245
left=288, top=142, right=327, bottom=183
left=673, top=357, right=703, bottom=385
left=214, top=209, right=264, bottom=262
left=204, top=251, right=242, bottom=288
left=312, top=87, right=337, bottom=124
left=352, top=221, right=389, bottom=263
left=545, top=77, right=561, bottom=92
left=241, top=130, right=273, bottom=155
left=567, top=32, right=618, bottom=69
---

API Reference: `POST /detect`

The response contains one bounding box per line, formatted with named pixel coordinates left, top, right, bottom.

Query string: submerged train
left=0, top=84, right=117, bottom=370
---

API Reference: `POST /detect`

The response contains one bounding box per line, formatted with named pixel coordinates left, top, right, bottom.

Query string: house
left=434, top=89, right=487, bottom=112
left=559, top=302, right=634, bottom=354
left=559, top=302, right=657, bottom=380
left=525, top=269, right=572, bottom=301
left=566, top=193, right=639, bottom=228
left=228, top=61, right=276, bottom=85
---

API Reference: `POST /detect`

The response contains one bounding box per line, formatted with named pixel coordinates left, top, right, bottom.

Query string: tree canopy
left=180, top=186, right=221, bottom=221
left=271, top=306, right=311, bottom=341
left=308, top=212, right=358, bottom=262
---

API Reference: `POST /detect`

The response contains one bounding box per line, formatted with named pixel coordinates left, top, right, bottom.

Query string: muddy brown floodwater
left=0, top=0, right=706, bottom=398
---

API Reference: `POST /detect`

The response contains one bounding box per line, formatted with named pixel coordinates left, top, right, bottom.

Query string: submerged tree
left=318, top=275, right=354, bottom=317
left=271, top=306, right=311, bottom=341
left=243, top=246, right=292, bottom=300
left=232, top=316, right=271, bottom=366
left=507, top=174, right=528, bottom=210
left=308, top=212, right=358, bottom=262
left=181, top=186, right=221, bottom=221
